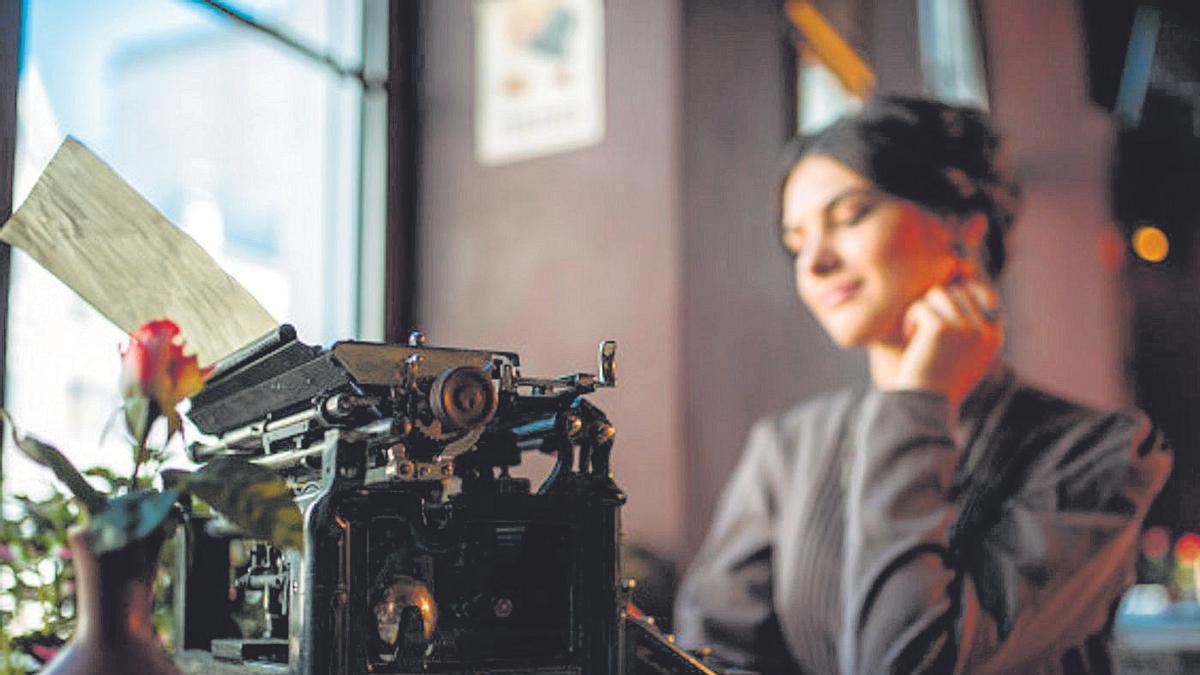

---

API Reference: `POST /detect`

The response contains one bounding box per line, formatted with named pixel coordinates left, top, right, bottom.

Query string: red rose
left=119, top=319, right=211, bottom=443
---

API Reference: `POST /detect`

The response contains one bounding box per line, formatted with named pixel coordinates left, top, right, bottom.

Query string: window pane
left=918, top=0, right=990, bottom=108
left=6, top=0, right=364, bottom=497
left=796, top=50, right=862, bottom=134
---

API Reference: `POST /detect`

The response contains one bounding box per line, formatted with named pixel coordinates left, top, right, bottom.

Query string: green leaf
left=83, top=466, right=132, bottom=493
left=123, top=394, right=152, bottom=449
left=175, top=457, right=303, bottom=550
left=87, top=489, right=180, bottom=556
left=1, top=408, right=106, bottom=515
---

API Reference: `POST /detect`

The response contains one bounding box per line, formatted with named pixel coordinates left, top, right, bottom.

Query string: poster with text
left=474, top=0, right=605, bottom=166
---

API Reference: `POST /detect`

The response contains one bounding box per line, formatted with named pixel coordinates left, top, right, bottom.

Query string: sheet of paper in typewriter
left=1, top=137, right=277, bottom=365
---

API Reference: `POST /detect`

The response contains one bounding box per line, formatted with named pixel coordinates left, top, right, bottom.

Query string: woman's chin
left=822, top=325, right=869, bottom=350
left=820, top=317, right=898, bottom=350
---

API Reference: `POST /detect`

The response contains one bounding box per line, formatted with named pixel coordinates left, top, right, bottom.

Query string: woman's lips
left=821, top=280, right=861, bottom=309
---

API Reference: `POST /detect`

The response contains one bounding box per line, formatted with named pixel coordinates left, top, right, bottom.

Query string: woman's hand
left=890, top=278, right=1004, bottom=411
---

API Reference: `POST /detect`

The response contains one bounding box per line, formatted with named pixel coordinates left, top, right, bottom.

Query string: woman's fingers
left=961, top=280, right=1003, bottom=327
left=946, top=284, right=990, bottom=330
left=903, top=294, right=946, bottom=342
left=906, top=281, right=1003, bottom=344
left=894, top=281, right=1005, bottom=408
left=903, top=288, right=964, bottom=343
left=923, top=286, right=969, bottom=329
left=934, top=280, right=1003, bottom=330
left=973, top=282, right=1002, bottom=324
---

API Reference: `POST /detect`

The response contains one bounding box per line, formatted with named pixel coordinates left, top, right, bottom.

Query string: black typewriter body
left=173, top=326, right=737, bottom=675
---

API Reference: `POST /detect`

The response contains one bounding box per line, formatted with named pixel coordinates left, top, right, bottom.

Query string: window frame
left=0, top=0, right=421, bottom=493
left=0, top=0, right=23, bottom=498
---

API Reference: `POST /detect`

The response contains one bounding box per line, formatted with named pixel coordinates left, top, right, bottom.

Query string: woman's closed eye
left=779, top=190, right=882, bottom=258
left=827, top=190, right=882, bottom=226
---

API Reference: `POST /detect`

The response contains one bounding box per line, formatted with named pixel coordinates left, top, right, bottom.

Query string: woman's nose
left=799, top=234, right=840, bottom=277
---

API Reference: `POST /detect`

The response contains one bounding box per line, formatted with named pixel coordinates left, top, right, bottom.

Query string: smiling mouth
left=821, top=281, right=862, bottom=309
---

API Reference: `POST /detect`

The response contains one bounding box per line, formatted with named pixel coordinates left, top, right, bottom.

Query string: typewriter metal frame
left=172, top=326, right=721, bottom=675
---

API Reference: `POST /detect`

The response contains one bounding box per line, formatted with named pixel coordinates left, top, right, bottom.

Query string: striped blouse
left=674, top=362, right=1171, bottom=674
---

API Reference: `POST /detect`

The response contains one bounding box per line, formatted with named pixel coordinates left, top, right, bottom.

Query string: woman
left=674, top=96, right=1171, bottom=674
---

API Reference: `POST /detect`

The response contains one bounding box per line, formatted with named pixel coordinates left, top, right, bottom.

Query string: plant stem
left=0, top=625, right=14, bottom=675
left=129, top=400, right=160, bottom=491
left=131, top=452, right=143, bottom=491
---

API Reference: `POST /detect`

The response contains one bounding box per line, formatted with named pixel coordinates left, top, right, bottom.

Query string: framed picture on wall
left=473, top=0, right=605, bottom=166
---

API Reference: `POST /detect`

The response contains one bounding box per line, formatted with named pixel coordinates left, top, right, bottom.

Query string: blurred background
left=0, top=0, right=1199, bottom=670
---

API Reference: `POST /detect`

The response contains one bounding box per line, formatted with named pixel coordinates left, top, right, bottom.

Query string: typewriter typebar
left=173, top=326, right=748, bottom=675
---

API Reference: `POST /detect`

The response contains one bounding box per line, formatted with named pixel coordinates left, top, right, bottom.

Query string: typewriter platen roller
left=173, top=326, right=750, bottom=675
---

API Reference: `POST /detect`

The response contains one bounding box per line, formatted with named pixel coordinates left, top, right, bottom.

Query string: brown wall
left=417, top=1, right=687, bottom=557
left=982, top=0, right=1126, bottom=408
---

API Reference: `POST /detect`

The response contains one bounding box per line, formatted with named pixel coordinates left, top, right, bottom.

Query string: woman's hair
left=780, top=95, right=1021, bottom=279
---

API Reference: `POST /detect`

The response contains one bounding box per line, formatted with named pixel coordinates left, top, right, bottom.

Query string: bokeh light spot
left=1143, top=526, right=1170, bottom=560
left=1132, top=225, right=1169, bottom=263
left=1176, top=532, right=1200, bottom=565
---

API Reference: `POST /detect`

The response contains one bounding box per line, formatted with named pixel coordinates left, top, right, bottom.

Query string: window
left=918, top=0, right=990, bottom=108
left=6, top=0, right=372, bottom=497
left=785, top=0, right=870, bottom=133
left=797, top=49, right=862, bottom=134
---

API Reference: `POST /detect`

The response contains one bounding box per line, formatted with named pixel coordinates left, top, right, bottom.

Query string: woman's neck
left=867, top=340, right=905, bottom=390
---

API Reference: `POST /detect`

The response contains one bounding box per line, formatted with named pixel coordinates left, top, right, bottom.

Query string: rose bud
left=119, top=319, right=212, bottom=444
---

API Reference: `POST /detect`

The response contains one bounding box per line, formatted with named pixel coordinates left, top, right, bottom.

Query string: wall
left=417, top=1, right=686, bottom=557
left=982, top=0, right=1126, bottom=408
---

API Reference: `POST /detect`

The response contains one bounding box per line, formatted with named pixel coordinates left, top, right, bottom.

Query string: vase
left=40, top=527, right=182, bottom=675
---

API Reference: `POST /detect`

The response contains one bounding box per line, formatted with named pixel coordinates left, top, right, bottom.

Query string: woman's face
left=780, top=154, right=959, bottom=348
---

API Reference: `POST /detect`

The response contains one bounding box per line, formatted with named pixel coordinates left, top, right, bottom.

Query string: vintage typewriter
left=172, top=325, right=750, bottom=675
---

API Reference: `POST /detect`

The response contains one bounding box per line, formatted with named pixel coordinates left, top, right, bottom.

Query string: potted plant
left=4, top=319, right=301, bottom=675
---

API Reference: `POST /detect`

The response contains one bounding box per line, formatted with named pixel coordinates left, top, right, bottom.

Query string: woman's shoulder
left=1004, top=375, right=1158, bottom=452
left=1002, top=375, right=1171, bottom=506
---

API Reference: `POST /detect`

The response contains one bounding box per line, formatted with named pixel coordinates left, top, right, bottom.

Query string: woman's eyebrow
left=782, top=186, right=876, bottom=234
left=822, top=186, right=878, bottom=213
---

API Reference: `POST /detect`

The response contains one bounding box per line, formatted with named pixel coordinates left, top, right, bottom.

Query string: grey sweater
left=674, top=363, right=1171, bottom=674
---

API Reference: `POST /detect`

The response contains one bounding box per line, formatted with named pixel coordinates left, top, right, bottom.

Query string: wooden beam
left=385, top=0, right=421, bottom=343
left=785, top=0, right=875, bottom=99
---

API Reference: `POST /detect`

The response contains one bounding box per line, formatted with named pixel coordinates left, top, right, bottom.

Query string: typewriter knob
left=430, top=366, right=498, bottom=431
left=597, top=340, right=617, bottom=387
